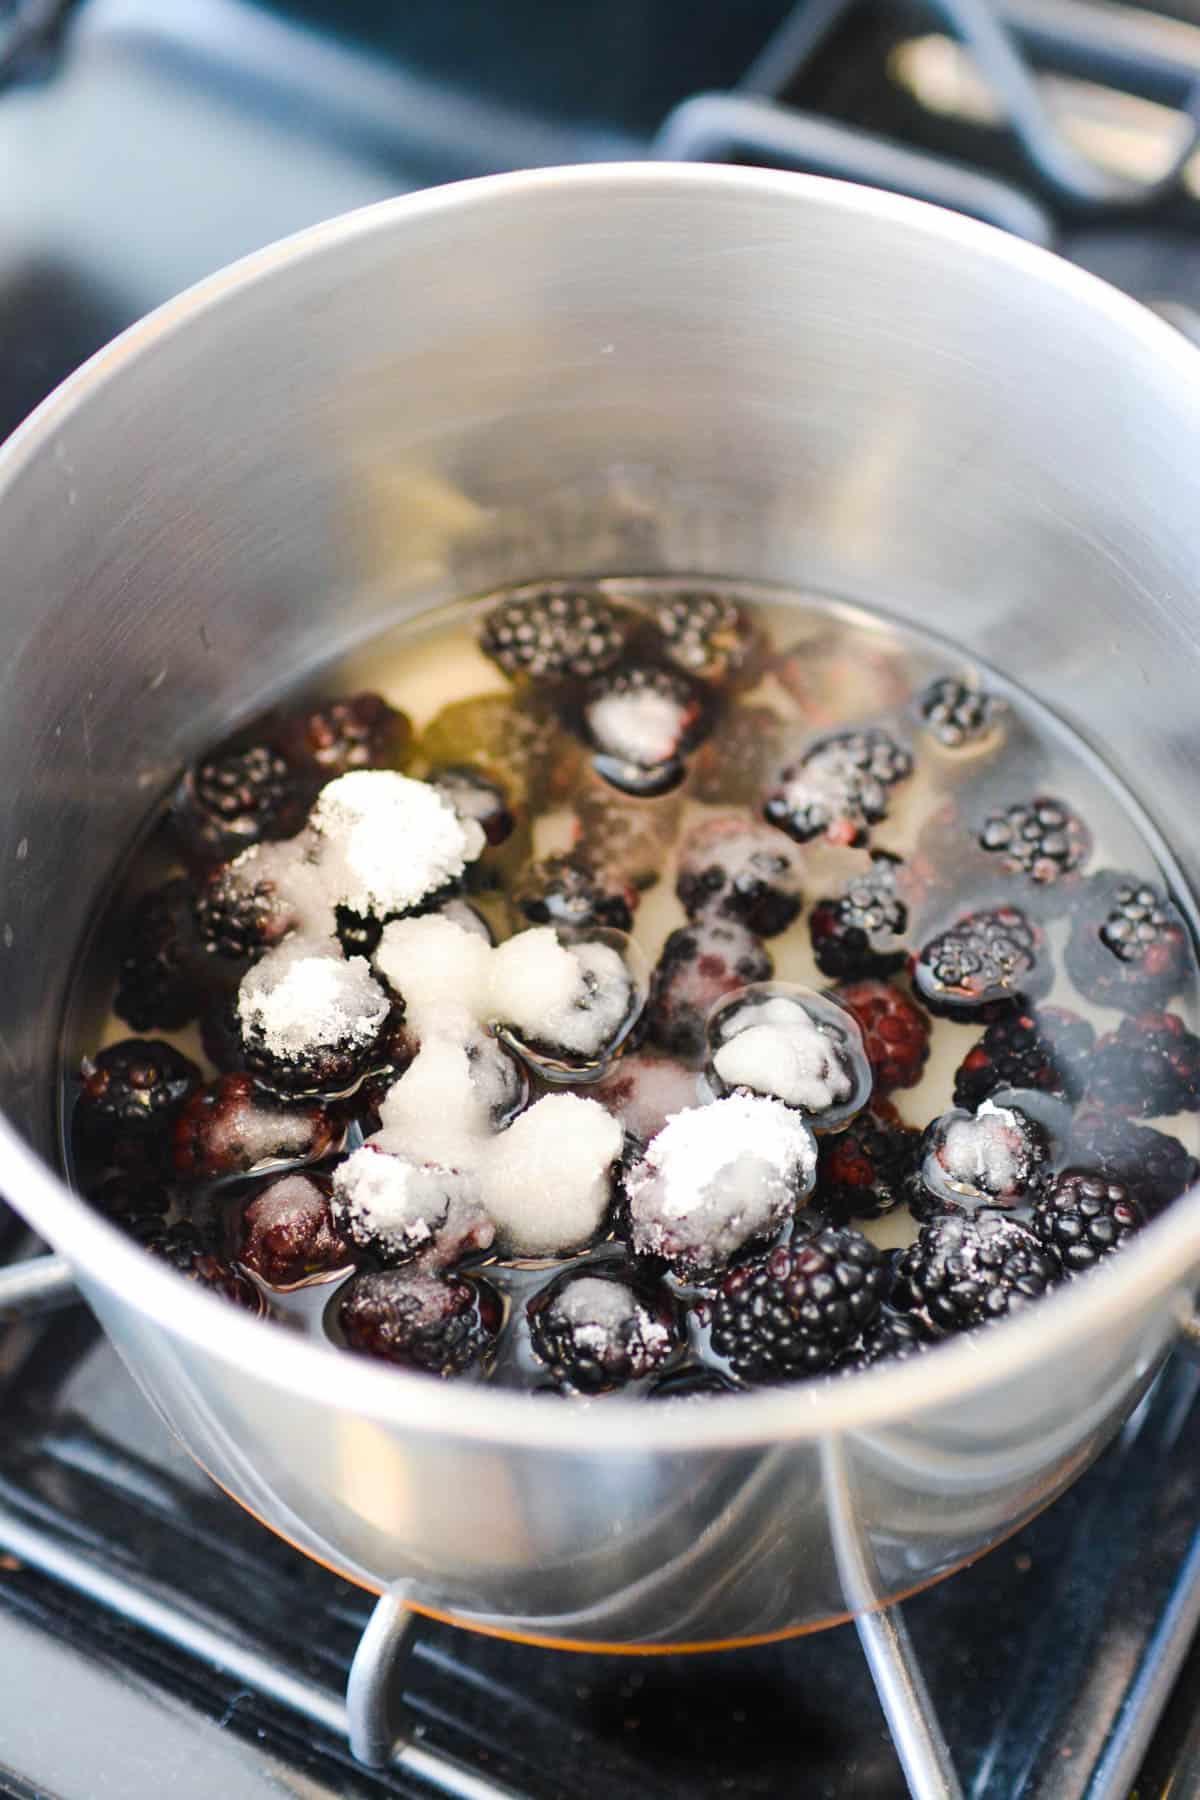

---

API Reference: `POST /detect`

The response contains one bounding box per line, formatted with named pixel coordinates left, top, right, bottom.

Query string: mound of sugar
left=546, top=1274, right=673, bottom=1370
left=712, top=1012, right=851, bottom=1112
left=331, top=1143, right=494, bottom=1265
left=587, top=686, right=683, bottom=768
left=375, top=913, right=494, bottom=1028
left=489, top=926, right=634, bottom=1059
left=309, top=771, right=485, bottom=917
left=237, top=939, right=390, bottom=1059
left=374, top=1021, right=522, bottom=1166
left=482, top=1094, right=622, bottom=1255
left=626, top=1094, right=816, bottom=1276
left=935, top=1099, right=1036, bottom=1200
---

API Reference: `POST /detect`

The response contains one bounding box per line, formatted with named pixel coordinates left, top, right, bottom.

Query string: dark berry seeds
left=913, top=906, right=1047, bottom=1019
left=917, top=675, right=1001, bottom=749
left=479, top=586, right=628, bottom=681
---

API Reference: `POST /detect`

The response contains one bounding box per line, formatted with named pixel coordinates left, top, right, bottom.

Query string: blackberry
left=112, top=878, right=205, bottom=1032
left=912, top=905, right=1048, bottom=1019
left=419, top=693, right=582, bottom=814
left=78, top=1039, right=201, bottom=1137
left=977, top=795, right=1091, bottom=895
left=809, top=852, right=909, bottom=981
left=675, top=814, right=804, bottom=939
left=573, top=772, right=685, bottom=893
left=1070, top=1111, right=1198, bottom=1218
left=912, top=1098, right=1051, bottom=1220
left=710, top=1230, right=888, bottom=1381
left=917, top=675, right=1001, bottom=749
left=195, top=863, right=294, bottom=962
left=691, top=705, right=783, bottom=807
left=829, top=980, right=930, bottom=1093
left=581, top=663, right=711, bottom=798
left=646, top=921, right=773, bottom=1064
left=426, top=764, right=515, bottom=847
left=528, top=1273, right=677, bottom=1392
left=651, top=590, right=759, bottom=685
left=1066, top=874, right=1191, bottom=1012
left=274, top=691, right=411, bottom=782
left=818, top=1102, right=920, bottom=1222
left=513, top=854, right=635, bottom=935
left=1033, top=1170, right=1144, bottom=1275
left=479, top=586, right=628, bottom=681
left=893, top=1212, right=1060, bottom=1336
left=140, top=1216, right=264, bottom=1311
left=706, top=985, right=872, bottom=1130
left=236, top=1172, right=350, bottom=1287
left=339, top=1269, right=495, bottom=1377
left=1084, top=1011, right=1200, bottom=1119
left=764, top=728, right=913, bottom=848
left=172, top=1075, right=339, bottom=1181
left=842, top=1307, right=932, bottom=1370
left=953, top=1007, right=1095, bottom=1111
left=234, top=945, right=392, bottom=1095
left=173, top=744, right=306, bottom=860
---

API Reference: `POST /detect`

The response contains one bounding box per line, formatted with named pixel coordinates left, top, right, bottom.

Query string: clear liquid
left=59, top=579, right=1200, bottom=1392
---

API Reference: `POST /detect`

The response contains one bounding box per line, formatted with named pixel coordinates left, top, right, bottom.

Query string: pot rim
left=3, top=160, right=1200, bottom=1455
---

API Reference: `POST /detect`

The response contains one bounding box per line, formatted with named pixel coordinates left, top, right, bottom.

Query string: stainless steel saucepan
left=1, top=164, right=1199, bottom=1652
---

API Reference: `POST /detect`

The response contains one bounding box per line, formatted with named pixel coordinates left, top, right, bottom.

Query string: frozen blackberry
left=625, top=1094, right=818, bottom=1279
left=141, top=1217, right=264, bottom=1311
left=479, top=585, right=628, bottom=681
left=172, top=1075, right=339, bottom=1181
left=274, top=692, right=411, bottom=782
left=1070, top=1111, right=1198, bottom=1218
left=818, top=1101, right=920, bottom=1222
left=490, top=926, right=645, bottom=1078
left=595, top=1053, right=700, bottom=1157
left=809, top=852, right=909, bottom=981
left=977, top=796, right=1091, bottom=896
left=419, top=693, right=581, bottom=814
left=1084, top=1011, right=1200, bottom=1119
left=426, top=764, right=515, bottom=847
left=893, top=1212, right=1060, bottom=1336
left=235, top=944, right=391, bottom=1094
left=691, top=705, right=783, bottom=807
left=912, top=905, right=1048, bottom=1019
left=236, top=1172, right=350, bottom=1287
left=173, top=744, right=306, bottom=860
left=675, top=814, right=804, bottom=939
left=953, top=1007, right=1094, bottom=1111
left=113, top=879, right=205, bottom=1031
left=912, top=1098, right=1052, bottom=1219
left=842, top=1307, right=932, bottom=1370
left=573, top=771, right=685, bottom=893
left=330, top=1145, right=495, bottom=1268
left=652, top=590, right=759, bottom=685
left=1066, top=874, right=1191, bottom=1012
left=764, top=728, right=913, bottom=848
left=706, top=984, right=872, bottom=1131
left=528, top=1273, right=676, bottom=1392
left=78, top=1039, right=201, bottom=1138
left=513, top=855, right=635, bottom=934
left=645, top=920, right=772, bottom=1065
left=195, top=862, right=295, bottom=962
left=917, top=676, right=1001, bottom=749
left=339, top=1269, right=495, bottom=1377
left=581, top=663, right=711, bottom=797
left=1033, top=1171, right=1144, bottom=1274
left=710, top=1229, right=887, bottom=1381
left=829, top=980, right=930, bottom=1094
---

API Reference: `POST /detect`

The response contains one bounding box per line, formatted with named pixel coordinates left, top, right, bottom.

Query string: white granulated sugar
left=331, top=1144, right=452, bottom=1259
left=309, top=771, right=485, bottom=917
left=224, top=836, right=328, bottom=937
left=587, top=687, right=681, bottom=766
left=488, top=927, right=631, bottom=1057
left=375, top=1029, right=495, bottom=1166
left=236, top=940, right=389, bottom=1058
left=375, top=913, right=493, bottom=1028
left=939, top=1099, right=1028, bottom=1196
left=626, top=1094, right=816, bottom=1273
left=482, top=1094, right=622, bottom=1255
left=712, top=1015, right=851, bottom=1111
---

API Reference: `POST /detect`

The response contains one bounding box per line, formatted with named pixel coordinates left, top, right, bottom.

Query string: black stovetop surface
left=6, top=3, right=1200, bottom=1795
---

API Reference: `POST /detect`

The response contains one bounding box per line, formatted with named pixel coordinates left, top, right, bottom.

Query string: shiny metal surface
left=1, top=165, right=1200, bottom=1645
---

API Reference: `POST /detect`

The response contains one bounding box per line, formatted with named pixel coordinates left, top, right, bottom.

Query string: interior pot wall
left=2, top=175, right=1200, bottom=1170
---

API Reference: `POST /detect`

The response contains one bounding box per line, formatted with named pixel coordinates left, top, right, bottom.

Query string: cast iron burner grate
left=4, top=1251, right=1200, bottom=1800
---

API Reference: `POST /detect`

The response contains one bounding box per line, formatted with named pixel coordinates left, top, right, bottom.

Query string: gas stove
left=4, top=3, right=1200, bottom=1795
